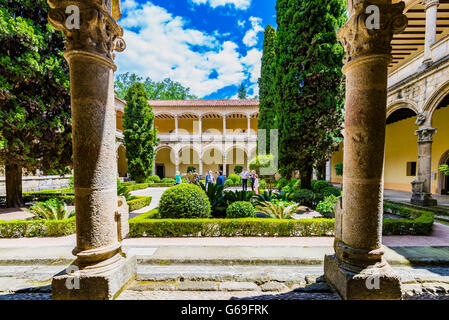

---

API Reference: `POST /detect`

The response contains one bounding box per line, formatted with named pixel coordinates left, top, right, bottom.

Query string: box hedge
left=128, top=196, right=152, bottom=212
left=383, top=202, right=434, bottom=235
left=0, top=217, right=76, bottom=238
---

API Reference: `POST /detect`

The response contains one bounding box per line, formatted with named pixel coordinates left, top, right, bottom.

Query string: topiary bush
left=316, top=186, right=342, bottom=202
left=147, top=175, right=161, bottom=183
left=292, top=189, right=315, bottom=207
left=228, top=174, right=242, bottom=184
left=316, top=195, right=339, bottom=218
left=226, top=201, right=257, bottom=218
left=159, top=184, right=211, bottom=219
left=311, top=180, right=332, bottom=193
left=234, top=166, right=243, bottom=174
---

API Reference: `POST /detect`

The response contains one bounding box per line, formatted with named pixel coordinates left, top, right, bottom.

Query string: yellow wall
left=330, top=143, right=343, bottom=183
left=226, top=148, right=248, bottom=175
left=432, top=106, right=449, bottom=194
left=384, top=116, right=418, bottom=192
left=116, top=111, right=124, bottom=131
left=155, top=119, right=175, bottom=134
left=155, top=148, right=176, bottom=178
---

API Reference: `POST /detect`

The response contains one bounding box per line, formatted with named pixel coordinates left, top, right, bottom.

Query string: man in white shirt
left=240, top=168, right=249, bottom=191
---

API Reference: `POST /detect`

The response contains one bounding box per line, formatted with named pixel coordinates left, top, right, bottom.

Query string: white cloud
left=191, top=0, right=251, bottom=10
left=116, top=1, right=259, bottom=98
left=242, top=16, right=263, bottom=47
left=237, top=20, right=246, bottom=28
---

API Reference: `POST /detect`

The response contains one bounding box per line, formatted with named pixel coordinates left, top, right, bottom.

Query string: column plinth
left=324, top=0, right=407, bottom=300
left=48, top=0, right=136, bottom=300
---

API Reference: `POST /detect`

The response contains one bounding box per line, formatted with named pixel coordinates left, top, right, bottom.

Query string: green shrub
left=27, top=198, right=75, bottom=220
left=125, top=183, right=151, bottom=191
left=281, top=185, right=294, bottom=194
left=255, top=201, right=298, bottom=219
left=259, top=179, right=267, bottom=189
left=234, top=166, right=243, bottom=174
left=288, top=178, right=299, bottom=188
left=311, top=180, right=332, bottom=193
left=117, top=178, right=132, bottom=201
left=292, top=179, right=302, bottom=192
left=276, top=177, right=289, bottom=190
left=159, top=184, right=211, bottom=219
left=383, top=202, right=434, bottom=235
left=228, top=174, right=242, bottom=184
left=226, top=201, right=257, bottom=218
left=225, top=179, right=235, bottom=187
left=127, top=196, right=152, bottom=212
left=316, top=186, right=342, bottom=202
left=316, top=195, right=339, bottom=218
left=249, top=154, right=275, bottom=175
left=335, top=163, right=343, bottom=176
left=146, top=175, right=161, bottom=183
left=162, top=178, right=176, bottom=184
left=198, top=182, right=226, bottom=216
left=0, top=217, right=76, bottom=238
left=224, top=190, right=254, bottom=204
left=129, top=218, right=334, bottom=237
left=292, top=189, right=315, bottom=207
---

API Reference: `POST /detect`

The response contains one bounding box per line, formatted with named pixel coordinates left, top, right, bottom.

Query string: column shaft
left=424, top=0, right=439, bottom=61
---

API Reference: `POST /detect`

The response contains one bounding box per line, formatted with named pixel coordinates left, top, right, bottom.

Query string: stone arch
left=117, top=144, right=127, bottom=177
left=225, top=145, right=248, bottom=174
left=154, top=145, right=177, bottom=178
left=178, top=146, right=201, bottom=173
left=423, top=79, right=449, bottom=125
left=201, top=145, right=223, bottom=174
left=386, top=99, right=419, bottom=119
left=436, top=150, right=449, bottom=195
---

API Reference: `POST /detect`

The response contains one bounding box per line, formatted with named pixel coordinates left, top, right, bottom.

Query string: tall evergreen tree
left=274, top=0, right=346, bottom=189
left=123, top=83, right=159, bottom=183
left=238, top=84, right=247, bottom=100
left=258, top=25, right=277, bottom=154
left=0, top=0, right=72, bottom=207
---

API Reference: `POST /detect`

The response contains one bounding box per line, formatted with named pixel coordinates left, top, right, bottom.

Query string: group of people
left=174, top=168, right=259, bottom=194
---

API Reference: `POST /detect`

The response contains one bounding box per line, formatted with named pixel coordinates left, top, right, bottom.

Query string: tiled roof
left=147, top=99, right=259, bottom=107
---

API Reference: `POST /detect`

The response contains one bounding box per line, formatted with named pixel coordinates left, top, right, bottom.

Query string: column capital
left=415, top=127, right=437, bottom=143
left=338, top=1, right=407, bottom=64
left=48, top=0, right=126, bottom=62
left=423, top=0, right=439, bottom=10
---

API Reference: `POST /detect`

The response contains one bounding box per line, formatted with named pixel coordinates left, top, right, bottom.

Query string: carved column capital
left=338, top=1, right=408, bottom=64
left=415, top=127, right=437, bottom=143
left=47, top=0, right=126, bottom=61
left=423, top=0, right=439, bottom=10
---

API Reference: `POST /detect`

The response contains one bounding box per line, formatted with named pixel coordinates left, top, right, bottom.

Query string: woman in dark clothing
left=216, top=170, right=225, bottom=186
left=250, top=170, right=256, bottom=191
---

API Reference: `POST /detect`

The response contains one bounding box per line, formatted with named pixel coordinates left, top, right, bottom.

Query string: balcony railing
left=158, top=133, right=258, bottom=143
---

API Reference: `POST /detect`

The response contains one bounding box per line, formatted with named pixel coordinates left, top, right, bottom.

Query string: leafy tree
left=0, top=0, right=72, bottom=207
left=238, top=84, right=247, bottom=100
left=115, top=72, right=198, bottom=100
left=274, top=0, right=346, bottom=190
left=258, top=25, right=277, bottom=154
left=123, top=83, right=159, bottom=182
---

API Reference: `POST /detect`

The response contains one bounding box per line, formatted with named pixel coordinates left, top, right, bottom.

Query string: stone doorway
left=156, top=164, right=165, bottom=179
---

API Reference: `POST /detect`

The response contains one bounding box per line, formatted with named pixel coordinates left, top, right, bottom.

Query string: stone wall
left=0, top=175, right=71, bottom=195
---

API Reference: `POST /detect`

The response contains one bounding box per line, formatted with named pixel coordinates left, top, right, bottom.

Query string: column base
left=411, top=192, right=438, bottom=207
left=52, top=254, right=136, bottom=300
left=324, top=254, right=402, bottom=300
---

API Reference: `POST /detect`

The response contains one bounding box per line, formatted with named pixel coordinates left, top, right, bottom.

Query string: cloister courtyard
left=2, top=0, right=449, bottom=304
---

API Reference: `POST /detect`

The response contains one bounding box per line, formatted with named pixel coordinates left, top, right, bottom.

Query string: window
left=406, top=162, right=417, bottom=176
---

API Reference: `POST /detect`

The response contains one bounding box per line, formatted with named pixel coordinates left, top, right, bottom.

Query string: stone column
left=411, top=127, right=437, bottom=206
left=324, top=1, right=407, bottom=300
left=48, top=0, right=136, bottom=300
left=423, top=0, right=439, bottom=64
left=247, top=115, right=251, bottom=140
left=223, top=116, right=227, bottom=140
left=199, top=116, right=203, bottom=139
left=223, top=154, right=227, bottom=176
left=175, top=115, right=179, bottom=136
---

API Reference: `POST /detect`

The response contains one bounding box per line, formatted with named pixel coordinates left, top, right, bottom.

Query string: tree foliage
left=115, top=72, right=198, bottom=100
left=274, top=0, right=346, bottom=189
left=0, top=0, right=72, bottom=207
left=238, top=83, right=247, bottom=100
left=258, top=25, right=277, bottom=154
left=123, top=83, right=159, bottom=183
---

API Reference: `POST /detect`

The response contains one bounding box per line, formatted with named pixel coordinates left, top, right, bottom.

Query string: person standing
left=254, top=174, right=259, bottom=195
left=250, top=170, right=256, bottom=191
left=216, top=170, right=225, bottom=186
left=240, top=168, right=249, bottom=191
left=205, top=170, right=214, bottom=188
left=175, top=171, right=185, bottom=185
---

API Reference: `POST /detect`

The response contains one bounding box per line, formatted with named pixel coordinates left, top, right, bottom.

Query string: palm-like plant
left=273, top=191, right=292, bottom=201
left=27, top=198, right=75, bottom=220
left=199, top=182, right=226, bottom=212
left=117, top=178, right=132, bottom=201
left=251, top=190, right=276, bottom=206
left=255, top=201, right=298, bottom=219
left=224, top=190, right=255, bottom=204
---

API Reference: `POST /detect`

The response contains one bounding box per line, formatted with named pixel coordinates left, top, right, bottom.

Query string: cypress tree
left=274, top=0, right=346, bottom=189
left=258, top=25, right=277, bottom=154
left=123, top=83, right=159, bottom=182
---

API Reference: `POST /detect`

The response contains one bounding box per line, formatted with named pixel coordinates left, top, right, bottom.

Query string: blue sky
left=115, top=0, right=277, bottom=99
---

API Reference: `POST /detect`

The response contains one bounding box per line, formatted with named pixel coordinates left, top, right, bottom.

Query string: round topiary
left=159, top=184, right=211, bottom=219
left=149, top=175, right=161, bottom=183
left=226, top=201, right=257, bottom=218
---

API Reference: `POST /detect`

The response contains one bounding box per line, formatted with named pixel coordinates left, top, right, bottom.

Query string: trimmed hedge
left=125, top=183, right=151, bottom=191
left=129, top=218, right=335, bottom=237
left=383, top=202, right=434, bottom=235
left=0, top=217, right=76, bottom=238
left=128, top=196, right=152, bottom=212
